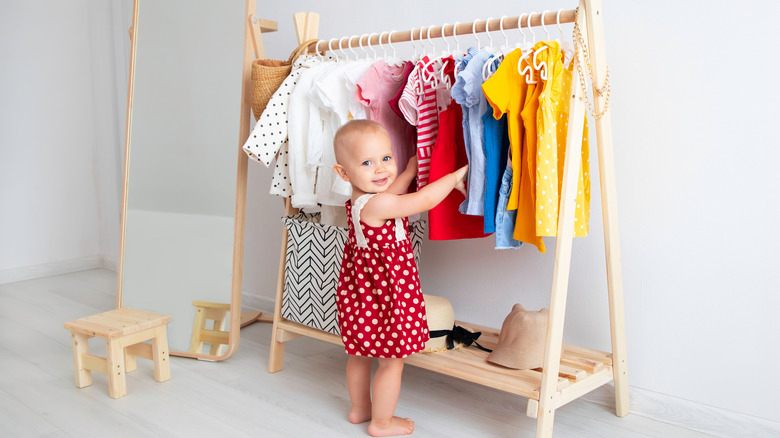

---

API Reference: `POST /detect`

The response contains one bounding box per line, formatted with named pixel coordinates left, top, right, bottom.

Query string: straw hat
left=421, top=294, right=462, bottom=353
left=486, top=304, right=549, bottom=370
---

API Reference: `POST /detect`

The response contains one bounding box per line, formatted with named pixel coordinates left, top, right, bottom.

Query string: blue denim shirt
left=451, top=48, right=492, bottom=217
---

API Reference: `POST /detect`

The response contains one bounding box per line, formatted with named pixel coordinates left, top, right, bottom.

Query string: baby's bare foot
left=367, top=416, right=414, bottom=437
left=348, top=407, right=371, bottom=424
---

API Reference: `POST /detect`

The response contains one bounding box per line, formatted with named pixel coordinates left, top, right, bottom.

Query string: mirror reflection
left=119, top=0, right=246, bottom=357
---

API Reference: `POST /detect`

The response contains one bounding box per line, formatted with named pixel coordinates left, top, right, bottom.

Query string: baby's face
left=339, top=132, right=397, bottom=194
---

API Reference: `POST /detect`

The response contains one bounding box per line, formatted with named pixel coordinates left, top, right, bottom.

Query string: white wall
left=1, top=1, right=101, bottom=280
left=0, top=0, right=130, bottom=282
left=241, top=0, right=780, bottom=426
left=2, top=0, right=778, bottom=430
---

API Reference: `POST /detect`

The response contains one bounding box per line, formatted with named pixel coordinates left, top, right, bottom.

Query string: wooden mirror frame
left=116, top=0, right=256, bottom=360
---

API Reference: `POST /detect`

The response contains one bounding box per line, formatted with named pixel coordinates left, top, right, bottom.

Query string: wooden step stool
left=63, top=307, right=172, bottom=398
left=189, top=300, right=230, bottom=355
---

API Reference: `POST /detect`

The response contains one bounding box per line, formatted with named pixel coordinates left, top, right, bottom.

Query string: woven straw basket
left=250, top=39, right=318, bottom=121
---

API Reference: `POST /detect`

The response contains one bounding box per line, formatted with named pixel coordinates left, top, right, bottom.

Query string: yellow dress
left=535, top=42, right=590, bottom=237
left=516, top=63, right=544, bottom=251
left=482, top=49, right=544, bottom=253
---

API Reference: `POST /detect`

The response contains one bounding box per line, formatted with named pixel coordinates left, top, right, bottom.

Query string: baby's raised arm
left=386, top=156, right=418, bottom=195
left=362, top=165, right=469, bottom=224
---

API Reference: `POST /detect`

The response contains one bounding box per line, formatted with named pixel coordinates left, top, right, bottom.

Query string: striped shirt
left=399, top=56, right=438, bottom=188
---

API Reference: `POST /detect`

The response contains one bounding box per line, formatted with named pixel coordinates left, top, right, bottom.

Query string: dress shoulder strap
left=351, top=194, right=375, bottom=248
left=351, top=194, right=407, bottom=249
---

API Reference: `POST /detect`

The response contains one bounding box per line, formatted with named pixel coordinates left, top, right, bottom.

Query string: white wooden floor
left=0, top=269, right=720, bottom=438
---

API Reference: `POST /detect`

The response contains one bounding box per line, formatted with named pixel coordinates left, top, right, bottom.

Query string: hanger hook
left=368, top=32, right=379, bottom=59
left=484, top=17, right=494, bottom=48
left=540, top=10, right=550, bottom=40
left=409, top=27, right=418, bottom=59
left=348, top=35, right=359, bottom=59
left=527, top=13, right=536, bottom=44
left=378, top=31, right=388, bottom=58
left=517, top=14, right=528, bottom=46
left=426, top=25, right=436, bottom=53
left=388, top=30, right=397, bottom=58
left=358, top=34, right=369, bottom=60
left=472, top=19, right=482, bottom=50
left=338, top=36, right=350, bottom=59
left=452, top=22, right=461, bottom=54
left=556, top=9, right=565, bottom=41
left=499, top=16, right=509, bottom=47
left=441, top=23, right=451, bottom=54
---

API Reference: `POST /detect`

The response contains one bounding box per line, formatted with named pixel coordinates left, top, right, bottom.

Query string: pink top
left=356, top=60, right=416, bottom=177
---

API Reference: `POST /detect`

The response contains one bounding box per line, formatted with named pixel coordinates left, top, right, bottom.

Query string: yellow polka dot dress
left=535, top=41, right=590, bottom=237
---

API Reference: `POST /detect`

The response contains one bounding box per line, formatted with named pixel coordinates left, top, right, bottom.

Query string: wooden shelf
left=275, top=319, right=613, bottom=407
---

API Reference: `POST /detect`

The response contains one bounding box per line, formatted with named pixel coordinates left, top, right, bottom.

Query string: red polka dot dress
left=336, top=194, right=429, bottom=358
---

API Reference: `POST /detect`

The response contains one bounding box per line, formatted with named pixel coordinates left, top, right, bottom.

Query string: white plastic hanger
left=452, top=22, right=467, bottom=76
left=483, top=17, right=495, bottom=53
left=472, top=19, right=483, bottom=51
left=409, top=28, right=420, bottom=62
left=540, top=10, right=551, bottom=41
left=356, top=34, right=368, bottom=61
left=421, top=25, right=440, bottom=86
left=347, top=35, right=360, bottom=61
left=556, top=9, right=574, bottom=66
left=425, top=24, right=437, bottom=55
left=499, top=15, right=514, bottom=56
left=452, top=22, right=464, bottom=58
left=367, top=32, right=380, bottom=61
left=518, top=13, right=542, bottom=84
left=336, top=36, right=350, bottom=61
left=531, top=11, right=550, bottom=81
left=421, top=23, right=457, bottom=88
left=437, top=23, right=456, bottom=88
left=316, top=39, right=335, bottom=61
left=377, top=31, right=389, bottom=59
left=385, top=30, right=406, bottom=67
left=515, top=13, right=530, bottom=51
left=482, top=16, right=511, bottom=81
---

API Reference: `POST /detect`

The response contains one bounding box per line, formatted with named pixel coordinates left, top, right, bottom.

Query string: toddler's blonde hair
left=333, top=120, right=389, bottom=164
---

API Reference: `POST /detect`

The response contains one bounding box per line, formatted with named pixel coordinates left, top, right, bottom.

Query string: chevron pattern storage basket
left=281, top=212, right=425, bottom=334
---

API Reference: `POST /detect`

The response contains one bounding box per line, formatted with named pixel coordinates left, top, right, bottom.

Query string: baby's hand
left=453, top=165, right=468, bottom=198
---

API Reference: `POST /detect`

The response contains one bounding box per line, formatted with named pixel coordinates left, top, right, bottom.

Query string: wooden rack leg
left=268, top=15, right=317, bottom=374
left=583, top=0, right=629, bottom=416
left=268, top=214, right=290, bottom=373
left=535, top=27, right=589, bottom=437
left=269, top=198, right=300, bottom=372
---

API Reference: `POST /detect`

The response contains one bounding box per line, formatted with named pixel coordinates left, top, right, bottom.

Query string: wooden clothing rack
left=260, top=1, right=628, bottom=436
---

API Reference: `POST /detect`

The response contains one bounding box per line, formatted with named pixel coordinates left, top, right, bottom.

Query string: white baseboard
left=0, top=256, right=107, bottom=285
left=582, top=383, right=780, bottom=437
left=101, top=255, right=118, bottom=271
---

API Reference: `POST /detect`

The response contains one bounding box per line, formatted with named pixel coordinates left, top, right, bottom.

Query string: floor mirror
left=118, top=0, right=255, bottom=360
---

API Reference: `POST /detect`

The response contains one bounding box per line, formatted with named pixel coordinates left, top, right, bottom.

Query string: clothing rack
left=260, top=1, right=628, bottom=437
left=310, top=9, right=577, bottom=53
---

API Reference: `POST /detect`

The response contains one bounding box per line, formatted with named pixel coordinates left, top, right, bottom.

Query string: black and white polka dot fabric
left=242, top=53, right=339, bottom=198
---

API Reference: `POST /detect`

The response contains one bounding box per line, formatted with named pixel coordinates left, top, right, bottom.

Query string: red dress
left=428, top=100, right=492, bottom=240
left=336, top=194, right=429, bottom=358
